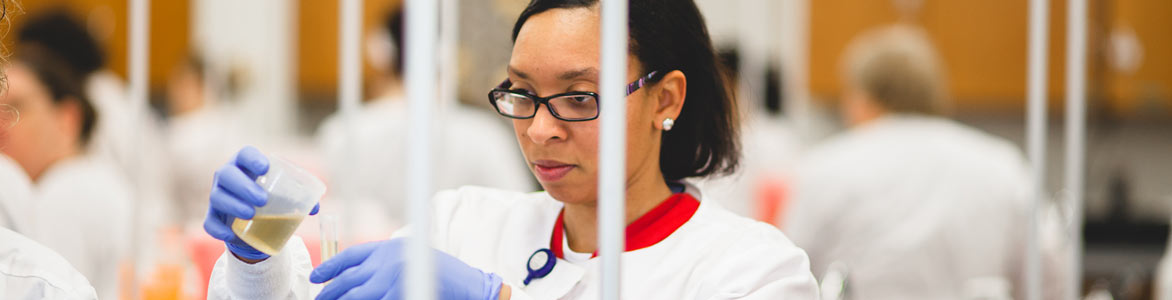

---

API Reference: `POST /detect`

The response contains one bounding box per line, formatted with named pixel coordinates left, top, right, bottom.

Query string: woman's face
left=508, top=6, right=667, bottom=204
left=0, top=63, right=76, bottom=180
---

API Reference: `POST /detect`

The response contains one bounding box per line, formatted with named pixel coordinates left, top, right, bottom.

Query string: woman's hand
left=310, top=239, right=505, bottom=300
left=202, top=146, right=319, bottom=262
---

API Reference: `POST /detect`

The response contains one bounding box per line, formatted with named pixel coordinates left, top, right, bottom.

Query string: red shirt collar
left=550, top=192, right=701, bottom=259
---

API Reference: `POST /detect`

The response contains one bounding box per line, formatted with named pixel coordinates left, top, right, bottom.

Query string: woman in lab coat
left=0, top=47, right=134, bottom=300
left=203, top=0, right=818, bottom=299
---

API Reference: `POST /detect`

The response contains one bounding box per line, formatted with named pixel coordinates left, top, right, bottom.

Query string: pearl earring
left=662, top=118, right=675, bottom=131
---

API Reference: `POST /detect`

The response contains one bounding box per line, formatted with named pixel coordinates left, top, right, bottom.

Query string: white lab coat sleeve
left=702, top=225, right=820, bottom=300
left=207, top=235, right=318, bottom=300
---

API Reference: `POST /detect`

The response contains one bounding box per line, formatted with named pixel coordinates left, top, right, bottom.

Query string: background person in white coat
left=781, top=25, right=1070, bottom=299
left=0, top=48, right=133, bottom=300
left=202, top=0, right=819, bottom=298
left=0, top=6, right=95, bottom=297
left=18, top=7, right=177, bottom=250
left=316, top=6, right=534, bottom=241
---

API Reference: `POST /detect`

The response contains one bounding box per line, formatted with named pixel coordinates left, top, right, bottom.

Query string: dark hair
left=14, top=46, right=98, bottom=146
left=383, top=5, right=405, bottom=76
left=511, top=0, right=739, bottom=180
left=18, top=9, right=106, bottom=77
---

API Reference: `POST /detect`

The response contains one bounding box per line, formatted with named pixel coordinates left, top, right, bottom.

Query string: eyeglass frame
left=486, top=70, right=661, bottom=122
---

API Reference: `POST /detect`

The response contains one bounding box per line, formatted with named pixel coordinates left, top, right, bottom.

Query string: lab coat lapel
left=520, top=257, right=585, bottom=299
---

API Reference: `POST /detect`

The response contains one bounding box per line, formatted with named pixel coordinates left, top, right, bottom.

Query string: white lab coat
left=0, top=154, right=33, bottom=231
left=0, top=227, right=98, bottom=300
left=208, top=184, right=820, bottom=299
left=0, top=155, right=95, bottom=299
left=21, top=155, right=133, bottom=300
left=316, top=97, right=533, bottom=239
left=783, top=115, right=1069, bottom=300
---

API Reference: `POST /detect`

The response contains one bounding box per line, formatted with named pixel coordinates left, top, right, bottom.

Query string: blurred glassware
left=820, top=261, right=850, bottom=300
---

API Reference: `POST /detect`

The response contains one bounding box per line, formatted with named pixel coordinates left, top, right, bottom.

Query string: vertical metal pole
left=405, top=0, right=438, bottom=299
left=599, top=0, right=628, bottom=298
left=737, top=0, right=765, bottom=118
left=1025, top=0, right=1051, bottom=299
left=129, top=0, right=149, bottom=128
left=1064, top=0, right=1088, bottom=297
left=127, top=0, right=149, bottom=298
left=439, top=0, right=459, bottom=111
left=338, top=0, right=363, bottom=242
left=778, top=0, right=810, bottom=136
left=339, top=0, right=362, bottom=123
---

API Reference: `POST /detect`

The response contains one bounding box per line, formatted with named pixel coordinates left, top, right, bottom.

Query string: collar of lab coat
left=549, top=192, right=701, bottom=259
left=518, top=181, right=705, bottom=297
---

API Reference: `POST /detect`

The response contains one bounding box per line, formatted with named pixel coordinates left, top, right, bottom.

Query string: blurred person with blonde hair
left=781, top=24, right=1069, bottom=299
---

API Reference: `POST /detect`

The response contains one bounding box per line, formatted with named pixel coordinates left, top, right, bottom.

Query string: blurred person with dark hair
left=781, top=24, right=1069, bottom=299
left=18, top=8, right=177, bottom=240
left=0, top=69, right=99, bottom=300
left=314, top=5, right=532, bottom=241
left=0, top=47, right=133, bottom=300
left=0, top=4, right=100, bottom=299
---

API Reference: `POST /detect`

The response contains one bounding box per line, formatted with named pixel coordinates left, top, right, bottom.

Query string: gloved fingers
left=310, top=203, right=320, bottom=215
left=376, top=281, right=404, bottom=300
left=203, top=210, right=237, bottom=241
left=311, top=242, right=381, bottom=283
left=210, top=187, right=256, bottom=220
left=337, top=280, right=395, bottom=300
left=315, top=265, right=378, bottom=300
left=366, top=256, right=405, bottom=300
left=235, top=146, right=270, bottom=179
left=215, top=164, right=268, bottom=207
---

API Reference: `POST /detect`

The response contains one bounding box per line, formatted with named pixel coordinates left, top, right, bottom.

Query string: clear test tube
left=320, top=214, right=339, bottom=262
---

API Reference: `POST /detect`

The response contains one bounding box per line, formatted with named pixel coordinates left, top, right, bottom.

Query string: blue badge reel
left=525, top=248, right=556, bottom=285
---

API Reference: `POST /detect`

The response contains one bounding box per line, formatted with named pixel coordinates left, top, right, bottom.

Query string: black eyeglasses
left=487, top=71, right=660, bottom=122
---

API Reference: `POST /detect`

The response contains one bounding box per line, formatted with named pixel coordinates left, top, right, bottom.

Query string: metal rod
left=339, top=0, right=362, bottom=116
left=1024, top=0, right=1051, bottom=299
left=337, top=0, right=363, bottom=243
left=405, top=0, right=438, bottom=299
left=439, top=0, right=459, bottom=112
left=737, top=0, right=764, bottom=118
left=127, top=0, right=150, bottom=298
left=1064, top=0, right=1088, bottom=297
left=599, top=0, right=628, bottom=298
left=778, top=0, right=810, bottom=137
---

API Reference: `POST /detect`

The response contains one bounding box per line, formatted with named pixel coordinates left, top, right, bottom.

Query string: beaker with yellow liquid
left=234, top=156, right=326, bottom=255
left=232, top=214, right=306, bottom=255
